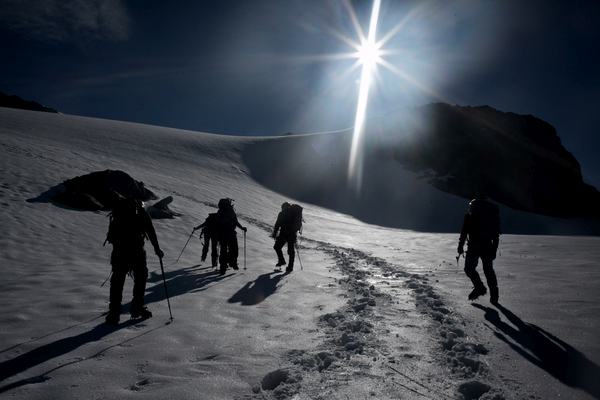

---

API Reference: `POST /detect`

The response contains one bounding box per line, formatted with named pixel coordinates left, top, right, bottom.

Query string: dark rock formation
left=28, top=170, right=156, bottom=211
left=0, top=91, right=57, bottom=113
left=243, top=103, right=600, bottom=234
left=394, top=103, right=600, bottom=218
left=146, top=196, right=181, bottom=219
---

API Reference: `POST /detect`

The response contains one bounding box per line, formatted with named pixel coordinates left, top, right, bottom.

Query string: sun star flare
left=348, top=0, right=382, bottom=191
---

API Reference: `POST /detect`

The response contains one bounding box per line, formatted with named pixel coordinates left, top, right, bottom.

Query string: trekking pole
left=243, top=230, right=247, bottom=270
left=295, top=243, right=304, bottom=271
left=175, top=230, right=195, bottom=264
left=159, top=256, right=174, bottom=322
left=100, top=271, right=112, bottom=287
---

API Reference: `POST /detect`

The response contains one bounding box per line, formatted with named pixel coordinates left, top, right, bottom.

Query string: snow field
left=1, top=107, right=599, bottom=400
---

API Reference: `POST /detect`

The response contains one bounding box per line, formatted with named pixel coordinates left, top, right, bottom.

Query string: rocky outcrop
left=28, top=169, right=156, bottom=211
left=393, top=103, right=599, bottom=218
left=0, top=91, right=57, bottom=113
left=146, top=196, right=181, bottom=219
left=243, top=103, right=599, bottom=234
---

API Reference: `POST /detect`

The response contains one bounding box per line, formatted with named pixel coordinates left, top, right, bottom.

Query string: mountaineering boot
left=131, top=306, right=152, bottom=319
left=468, top=286, right=487, bottom=301
left=276, top=259, right=286, bottom=267
left=489, top=286, right=499, bottom=304
left=230, top=263, right=239, bottom=270
left=105, top=311, right=120, bottom=325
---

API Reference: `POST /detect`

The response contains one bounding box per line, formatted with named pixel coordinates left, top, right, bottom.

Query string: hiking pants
left=464, top=249, right=498, bottom=298
left=274, top=235, right=296, bottom=268
left=219, top=233, right=239, bottom=270
left=109, top=248, right=148, bottom=314
left=202, top=234, right=218, bottom=266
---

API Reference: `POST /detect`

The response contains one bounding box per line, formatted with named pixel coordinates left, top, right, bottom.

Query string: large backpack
left=202, top=213, right=218, bottom=236
left=289, top=204, right=303, bottom=234
left=105, top=198, right=147, bottom=247
left=468, top=199, right=500, bottom=240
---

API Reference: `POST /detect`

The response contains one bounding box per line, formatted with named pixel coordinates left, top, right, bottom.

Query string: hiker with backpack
left=272, top=202, right=303, bottom=273
left=215, top=198, right=247, bottom=275
left=193, top=212, right=219, bottom=268
left=457, top=196, right=501, bottom=303
left=104, top=198, right=164, bottom=324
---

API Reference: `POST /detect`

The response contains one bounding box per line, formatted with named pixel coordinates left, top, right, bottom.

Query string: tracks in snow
left=238, top=214, right=508, bottom=399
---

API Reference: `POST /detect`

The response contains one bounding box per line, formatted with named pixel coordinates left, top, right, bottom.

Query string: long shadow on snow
left=137, top=265, right=235, bottom=308
left=473, top=303, right=600, bottom=399
left=0, top=314, right=105, bottom=355
left=228, top=271, right=289, bottom=306
left=0, top=319, right=151, bottom=390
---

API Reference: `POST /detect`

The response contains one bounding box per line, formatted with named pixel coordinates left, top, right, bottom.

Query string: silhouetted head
left=471, top=181, right=492, bottom=201
left=112, top=197, right=140, bottom=218
left=218, top=198, right=234, bottom=211
left=281, top=202, right=291, bottom=211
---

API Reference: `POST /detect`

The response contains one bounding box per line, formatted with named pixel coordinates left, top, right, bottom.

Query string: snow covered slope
left=1, top=107, right=599, bottom=400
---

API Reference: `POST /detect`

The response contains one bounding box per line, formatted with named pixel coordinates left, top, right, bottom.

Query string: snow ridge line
left=237, top=214, right=504, bottom=399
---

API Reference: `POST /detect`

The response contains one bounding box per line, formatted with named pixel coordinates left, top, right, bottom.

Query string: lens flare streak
left=348, top=0, right=381, bottom=190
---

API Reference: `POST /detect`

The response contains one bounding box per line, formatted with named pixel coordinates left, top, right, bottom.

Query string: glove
left=242, top=227, right=247, bottom=232
left=457, top=244, right=464, bottom=255
left=155, top=248, right=164, bottom=258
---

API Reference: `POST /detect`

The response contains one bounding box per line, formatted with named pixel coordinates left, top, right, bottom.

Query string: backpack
left=468, top=199, right=500, bottom=240
left=289, top=204, right=303, bottom=234
left=216, top=199, right=239, bottom=236
left=202, top=213, right=218, bottom=236
left=105, top=198, right=147, bottom=247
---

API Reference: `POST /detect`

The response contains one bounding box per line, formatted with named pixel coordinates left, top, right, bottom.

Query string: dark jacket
left=216, top=208, right=244, bottom=239
left=273, top=210, right=296, bottom=238
left=196, top=213, right=218, bottom=237
left=459, top=198, right=500, bottom=253
left=107, top=206, right=160, bottom=252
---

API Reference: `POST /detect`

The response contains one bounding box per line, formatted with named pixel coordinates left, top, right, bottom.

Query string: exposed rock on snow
left=145, top=196, right=181, bottom=219
left=28, top=169, right=156, bottom=211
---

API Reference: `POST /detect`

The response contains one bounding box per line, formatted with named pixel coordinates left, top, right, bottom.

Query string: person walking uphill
left=193, top=212, right=218, bottom=268
left=215, top=198, right=247, bottom=275
left=272, top=202, right=303, bottom=273
left=457, top=196, right=501, bottom=303
left=104, top=198, right=164, bottom=325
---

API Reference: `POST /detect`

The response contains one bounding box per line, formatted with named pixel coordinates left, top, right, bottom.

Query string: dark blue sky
left=2, top=0, right=600, bottom=186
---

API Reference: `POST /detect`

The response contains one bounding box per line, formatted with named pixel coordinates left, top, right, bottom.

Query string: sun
left=356, top=39, right=382, bottom=67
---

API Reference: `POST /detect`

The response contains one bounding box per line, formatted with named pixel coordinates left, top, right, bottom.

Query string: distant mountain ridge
left=244, top=103, right=600, bottom=234
left=393, top=103, right=599, bottom=218
left=0, top=91, right=57, bottom=113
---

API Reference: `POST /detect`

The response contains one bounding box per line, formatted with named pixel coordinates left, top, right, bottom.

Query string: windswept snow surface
left=1, top=107, right=599, bottom=399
